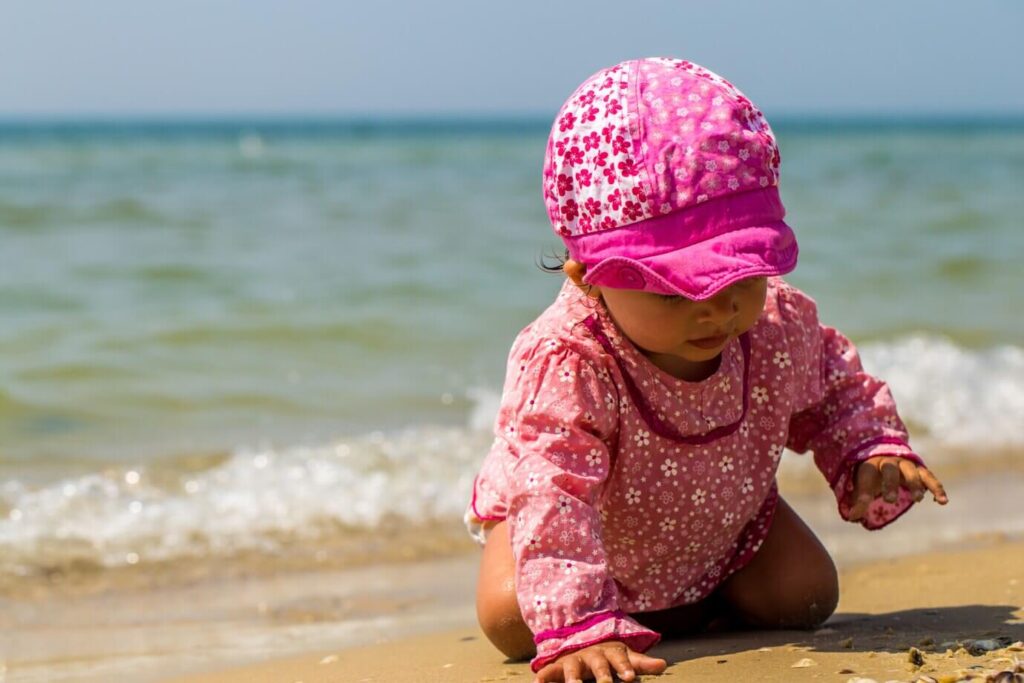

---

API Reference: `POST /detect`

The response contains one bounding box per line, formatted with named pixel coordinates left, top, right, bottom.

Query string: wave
left=1, top=334, right=1020, bottom=583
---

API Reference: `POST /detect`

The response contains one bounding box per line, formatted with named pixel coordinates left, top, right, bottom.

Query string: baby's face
left=598, top=277, right=768, bottom=380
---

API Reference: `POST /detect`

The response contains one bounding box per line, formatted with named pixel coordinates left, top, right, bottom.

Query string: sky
left=1, top=0, right=1022, bottom=118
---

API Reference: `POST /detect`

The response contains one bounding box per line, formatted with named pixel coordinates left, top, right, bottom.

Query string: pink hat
left=543, top=57, right=797, bottom=300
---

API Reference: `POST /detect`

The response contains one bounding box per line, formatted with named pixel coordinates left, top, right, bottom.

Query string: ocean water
left=1, top=118, right=1023, bottom=590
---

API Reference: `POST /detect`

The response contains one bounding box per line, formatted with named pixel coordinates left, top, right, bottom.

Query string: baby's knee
left=476, top=576, right=535, bottom=661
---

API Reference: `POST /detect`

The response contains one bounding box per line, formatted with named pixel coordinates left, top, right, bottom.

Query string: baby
left=464, top=58, right=948, bottom=683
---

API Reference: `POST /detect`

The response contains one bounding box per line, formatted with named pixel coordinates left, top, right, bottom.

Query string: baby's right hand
left=533, top=640, right=667, bottom=682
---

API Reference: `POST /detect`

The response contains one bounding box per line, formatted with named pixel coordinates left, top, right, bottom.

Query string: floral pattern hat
left=543, top=57, right=798, bottom=300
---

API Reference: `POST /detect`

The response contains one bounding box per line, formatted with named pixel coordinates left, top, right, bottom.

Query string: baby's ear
left=563, top=260, right=599, bottom=298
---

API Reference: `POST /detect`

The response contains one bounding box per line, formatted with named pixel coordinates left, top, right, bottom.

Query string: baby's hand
left=533, top=640, right=667, bottom=683
left=847, top=455, right=949, bottom=521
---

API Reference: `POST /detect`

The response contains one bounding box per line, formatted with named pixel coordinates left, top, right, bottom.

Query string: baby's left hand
left=847, top=456, right=949, bottom=522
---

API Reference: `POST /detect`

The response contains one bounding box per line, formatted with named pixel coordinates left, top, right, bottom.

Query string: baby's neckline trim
left=581, top=313, right=751, bottom=445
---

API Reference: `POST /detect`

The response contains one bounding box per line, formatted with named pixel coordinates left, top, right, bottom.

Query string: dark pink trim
left=531, top=630, right=662, bottom=673
left=470, top=474, right=506, bottom=522
left=583, top=314, right=750, bottom=445
left=533, top=609, right=622, bottom=644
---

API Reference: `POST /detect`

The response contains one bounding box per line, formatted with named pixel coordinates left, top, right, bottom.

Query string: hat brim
left=582, top=220, right=798, bottom=301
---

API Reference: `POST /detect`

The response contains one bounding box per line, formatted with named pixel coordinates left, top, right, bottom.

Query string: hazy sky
left=2, top=0, right=1022, bottom=117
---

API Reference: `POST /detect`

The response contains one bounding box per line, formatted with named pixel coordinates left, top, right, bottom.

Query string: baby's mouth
left=687, top=333, right=730, bottom=350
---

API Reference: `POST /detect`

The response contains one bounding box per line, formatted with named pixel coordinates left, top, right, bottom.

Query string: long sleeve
left=499, top=337, right=659, bottom=672
left=778, top=282, right=925, bottom=530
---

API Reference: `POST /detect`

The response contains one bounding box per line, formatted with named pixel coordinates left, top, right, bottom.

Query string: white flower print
left=738, top=148, right=750, bottom=161
left=686, top=540, right=701, bottom=553
left=562, top=560, right=578, bottom=575
left=772, top=350, right=792, bottom=368
left=684, top=586, right=701, bottom=603
left=625, top=487, right=642, bottom=505
left=717, top=140, right=729, bottom=152
left=619, top=397, right=630, bottom=412
left=559, top=367, right=576, bottom=383
left=533, top=595, right=548, bottom=612
left=634, top=429, right=650, bottom=447
left=526, top=472, right=540, bottom=488
left=829, top=368, right=847, bottom=384
left=553, top=425, right=570, bottom=438
left=691, top=488, right=707, bottom=505
left=722, top=511, right=736, bottom=525
left=741, top=477, right=754, bottom=494
left=833, top=428, right=848, bottom=443
left=604, top=393, right=616, bottom=410
left=528, top=536, right=542, bottom=551
left=635, top=593, right=653, bottom=610
left=556, top=495, right=573, bottom=514
left=727, top=176, right=740, bottom=190
left=585, top=449, right=602, bottom=468
left=752, top=386, right=769, bottom=405
left=769, top=443, right=784, bottom=460
left=659, top=490, right=674, bottom=504
left=883, top=414, right=898, bottom=428
left=661, top=458, right=678, bottom=477
left=719, top=456, right=734, bottom=473
left=659, top=517, right=676, bottom=532
left=739, top=421, right=750, bottom=437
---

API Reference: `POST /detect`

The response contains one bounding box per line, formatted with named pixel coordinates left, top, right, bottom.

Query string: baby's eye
left=655, top=293, right=685, bottom=302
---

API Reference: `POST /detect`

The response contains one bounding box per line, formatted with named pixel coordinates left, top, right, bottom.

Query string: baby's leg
left=475, top=520, right=536, bottom=660
left=716, top=496, right=839, bottom=629
left=475, top=520, right=721, bottom=659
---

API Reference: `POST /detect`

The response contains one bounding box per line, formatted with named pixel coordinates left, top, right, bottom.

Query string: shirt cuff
left=830, top=437, right=925, bottom=530
left=530, top=610, right=661, bottom=673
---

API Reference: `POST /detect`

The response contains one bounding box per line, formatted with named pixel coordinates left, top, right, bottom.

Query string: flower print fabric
left=466, top=278, right=924, bottom=672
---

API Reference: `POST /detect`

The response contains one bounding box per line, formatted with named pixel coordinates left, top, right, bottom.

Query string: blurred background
left=1, top=2, right=1022, bottom=681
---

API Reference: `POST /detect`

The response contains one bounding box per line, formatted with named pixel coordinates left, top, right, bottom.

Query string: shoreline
left=4, top=467, right=1023, bottom=682
left=163, top=538, right=1024, bottom=683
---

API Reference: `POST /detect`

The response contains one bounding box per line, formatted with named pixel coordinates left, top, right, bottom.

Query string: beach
left=5, top=462, right=1024, bottom=683
left=161, top=539, right=1024, bottom=683
left=2, top=121, right=1023, bottom=682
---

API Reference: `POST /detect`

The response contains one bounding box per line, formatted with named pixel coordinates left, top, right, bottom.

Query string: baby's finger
left=880, top=460, right=901, bottom=503
left=604, top=646, right=636, bottom=681
left=561, top=653, right=583, bottom=683
left=626, top=650, right=668, bottom=675
left=848, top=463, right=881, bottom=520
left=582, top=650, right=614, bottom=683
left=919, top=467, right=949, bottom=504
left=535, top=659, right=567, bottom=683
left=898, top=459, right=925, bottom=502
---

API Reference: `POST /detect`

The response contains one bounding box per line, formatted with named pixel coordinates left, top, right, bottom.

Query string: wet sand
left=5, top=466, right=1023, bottom=683
left=164, top=539, right=1024, bottom=683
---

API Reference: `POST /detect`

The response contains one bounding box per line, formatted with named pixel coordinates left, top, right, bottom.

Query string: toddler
left=465, top=58, right=947, bottom=683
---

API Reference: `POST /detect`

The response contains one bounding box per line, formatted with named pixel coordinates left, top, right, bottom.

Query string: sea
left=1, top=117, right=1023, bottom=680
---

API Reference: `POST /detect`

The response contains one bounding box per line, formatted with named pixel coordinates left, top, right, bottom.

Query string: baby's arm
left=499, top=340, right=660, bottom=674
left=778, top=282, right=946, bottom=528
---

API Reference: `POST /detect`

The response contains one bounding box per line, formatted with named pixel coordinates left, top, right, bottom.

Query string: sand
left=164, top=539, right=1024, bottom=683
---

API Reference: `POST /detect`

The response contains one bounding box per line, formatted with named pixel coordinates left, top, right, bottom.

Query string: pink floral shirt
left=465, top=277, right=924, bottom=672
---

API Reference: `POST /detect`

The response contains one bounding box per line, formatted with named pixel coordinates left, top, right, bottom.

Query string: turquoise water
left=1, top=119, right=1022, bottom=579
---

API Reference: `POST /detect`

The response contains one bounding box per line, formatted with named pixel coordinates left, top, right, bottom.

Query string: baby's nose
left=698, top=289, right=740, bottom=325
